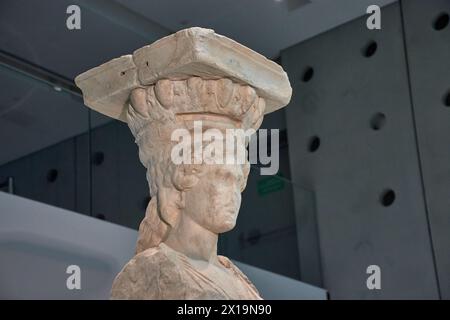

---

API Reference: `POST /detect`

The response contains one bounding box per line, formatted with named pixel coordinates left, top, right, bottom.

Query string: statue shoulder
left=217, top=255, right=263, bottom=299
left=110, top=245, right=185, bottom=299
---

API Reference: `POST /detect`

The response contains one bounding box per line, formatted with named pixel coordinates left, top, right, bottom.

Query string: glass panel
left=0, top=63, right=89, bottom=213
left=88, top=112, right=147, bottom=228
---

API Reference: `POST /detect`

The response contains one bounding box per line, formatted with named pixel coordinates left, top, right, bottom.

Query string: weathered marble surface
left=111, top=243, right=261, bottom=300
left=75, top=27, right=291, bottom=121
left=75, top=27, right=292, bottom=300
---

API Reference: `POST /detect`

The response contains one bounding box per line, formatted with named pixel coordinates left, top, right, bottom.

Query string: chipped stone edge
left=75, top=27, right=292, bottom=123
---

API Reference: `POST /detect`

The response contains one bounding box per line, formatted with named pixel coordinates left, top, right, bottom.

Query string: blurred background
left=0, top=0, right=449, bottom=299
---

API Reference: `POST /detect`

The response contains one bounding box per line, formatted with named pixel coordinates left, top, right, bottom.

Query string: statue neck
left=164, top=213, right=219, bottom=264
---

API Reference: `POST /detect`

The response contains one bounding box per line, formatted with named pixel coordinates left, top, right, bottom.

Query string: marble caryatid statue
left=75, top=27, right=292, bottom=300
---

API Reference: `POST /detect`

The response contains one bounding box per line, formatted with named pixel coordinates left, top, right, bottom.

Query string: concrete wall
left=282, top=1, right=449, bottom=299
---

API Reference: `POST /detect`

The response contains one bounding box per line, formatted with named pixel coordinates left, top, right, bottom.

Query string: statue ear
left=172, top=165, right=201, bottom=191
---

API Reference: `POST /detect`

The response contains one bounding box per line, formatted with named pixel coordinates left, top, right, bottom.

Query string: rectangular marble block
left=75, top=27, right=292, bottom=122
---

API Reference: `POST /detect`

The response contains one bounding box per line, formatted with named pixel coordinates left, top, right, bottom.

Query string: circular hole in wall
left=443, top=90, right=450, bottom=107
left=308, top=136, right=321, bottom=152
left=363, top=41, right=378, bottom=58
left=370, top=112, right=387, bottom=130
left=433, top=12, right=449, bottom=31
left=46, top=169, right=58, bottom=183
left=93, top=152, right=105, bottom=166
left=302, top=67, right=314, bottom=82
left=380, top=189, right=396, bottom=207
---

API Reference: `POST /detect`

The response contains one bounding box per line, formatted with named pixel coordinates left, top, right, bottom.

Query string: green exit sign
left=257, top=174, right=285, bottom=196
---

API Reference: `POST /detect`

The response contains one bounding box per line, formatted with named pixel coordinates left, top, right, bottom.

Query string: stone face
left=75, top=27, right=292, bottom=300
left=75, top=27, right=292, bottom=122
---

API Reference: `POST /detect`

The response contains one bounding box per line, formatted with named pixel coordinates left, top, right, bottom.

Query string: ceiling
left=116, top=0, right=396, bottom=59
left=0, top=0, right=396, bottom=166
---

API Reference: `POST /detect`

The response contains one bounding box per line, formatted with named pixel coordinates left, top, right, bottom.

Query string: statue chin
left=212, top=219, right=237, bottom=234
left=205, top=208, right=239, bottom=234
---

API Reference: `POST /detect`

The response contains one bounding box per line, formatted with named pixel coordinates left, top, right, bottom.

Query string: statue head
left=126, top=77, right=264, bottom=253
left=182, top=161, right=249, bottom=234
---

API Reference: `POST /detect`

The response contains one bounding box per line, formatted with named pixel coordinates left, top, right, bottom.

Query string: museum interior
left=0, top=0, right=449, bottom=300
